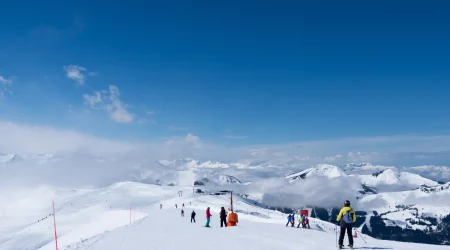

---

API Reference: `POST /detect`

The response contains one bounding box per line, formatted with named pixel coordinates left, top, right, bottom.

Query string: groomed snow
left=1, top=182, right=448, bottom=250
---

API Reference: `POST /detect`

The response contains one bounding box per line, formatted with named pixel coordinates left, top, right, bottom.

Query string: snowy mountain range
left=1, top=152, right=450, bottom=246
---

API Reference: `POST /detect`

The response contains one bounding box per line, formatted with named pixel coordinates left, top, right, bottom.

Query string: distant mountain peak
left=0, top=153, right=20, bottom=164
left=286, top=164, right=347, bottom=181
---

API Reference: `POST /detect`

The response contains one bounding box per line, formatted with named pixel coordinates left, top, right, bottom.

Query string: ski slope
left=1, top=182, right=447, bottom=250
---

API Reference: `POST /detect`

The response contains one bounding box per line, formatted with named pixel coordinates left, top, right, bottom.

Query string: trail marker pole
left=52, top=201, right=59, bottom=250
left=355, top=229, right=367, bottom=244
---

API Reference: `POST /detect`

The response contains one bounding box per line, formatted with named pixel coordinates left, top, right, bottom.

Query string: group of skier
left=167, top=198, right=357, bottom=248
left=202, top=206, right=229, bottom=227
left=175, top=203, right=229, bottom=228
left=285, top=213, right=310, bottom=228
left=284, top=200, right=357, bottom=249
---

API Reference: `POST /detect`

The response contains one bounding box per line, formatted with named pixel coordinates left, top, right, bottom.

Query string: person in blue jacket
left=286, top=214, right=292, bottom=227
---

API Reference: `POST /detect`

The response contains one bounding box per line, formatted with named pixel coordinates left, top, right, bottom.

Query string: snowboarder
left=191, top=210, right=196, bottom=223
left=336, top=200, right=356, bottom=249
left=220, top=207, right=228, bottom=227
left=205, top=207, right=212, bottom=227
left=181, top=209, right=184, bottom=217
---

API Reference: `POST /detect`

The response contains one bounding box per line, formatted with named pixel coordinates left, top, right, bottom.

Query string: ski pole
left=355, top=229, right=367, bottom=244
left=335, top=225, right=337, bottom=248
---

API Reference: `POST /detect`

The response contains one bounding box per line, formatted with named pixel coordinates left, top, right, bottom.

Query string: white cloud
left=1, top=121, right=450, bottom=188
left=64, top=65, right=87, bottom=85
left=185, top=133, right=200, bottom=143
left=0, top=75, right=13, bottom=98
left=324, top=154, right=343, bottom=162
left=0, top=121, right=136, bottom=156
left=83, top=91, right=103, bottom=106
left=0, top=76, right=12, bottom=85
left=83, top=85, right=134, bottom=123
left=147, top=110, right=155, bottom=115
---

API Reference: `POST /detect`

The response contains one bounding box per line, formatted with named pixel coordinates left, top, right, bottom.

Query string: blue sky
left=1, top=0, right=450, bottom=147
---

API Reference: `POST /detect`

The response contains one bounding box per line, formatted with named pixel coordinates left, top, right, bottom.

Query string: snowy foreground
left=1, top=182, right=448, bottom=250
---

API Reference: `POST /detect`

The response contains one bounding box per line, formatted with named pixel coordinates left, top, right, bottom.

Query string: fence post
left=52, top=201, right=59, bottom=250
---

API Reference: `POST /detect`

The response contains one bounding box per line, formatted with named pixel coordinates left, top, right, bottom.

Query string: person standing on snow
left=301, top=215, right=307, bottom=228
left=160, top=204, right=162, bottom=209
left=175, top=204, right=177, bottom=209
left=205, top=207, right=212, bottom=227
left=182, top=203, right=185, bottom=208
left=336, top=200, right=357, bottom=249
left=286, top=214, right=292, bottom=227
left=291, top=213, right=295, bottom=227
left=297, top=215, right=303, bottom=228
left=219, top=207, right=228, bottom=227
left=191, top=210, right=196, bottom=223
left=181, top=209, right=184, bottom=217
left=305, top=217, right=310, bottom=229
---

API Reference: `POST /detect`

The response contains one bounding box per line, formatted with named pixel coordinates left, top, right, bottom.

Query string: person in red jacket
left=205, top=207, right=212, bottom=227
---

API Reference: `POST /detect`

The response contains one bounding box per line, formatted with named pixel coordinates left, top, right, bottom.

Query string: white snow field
left=1, top=182, right=448, bottom=250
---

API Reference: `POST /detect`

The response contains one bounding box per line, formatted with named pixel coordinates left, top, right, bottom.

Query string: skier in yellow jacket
left=336, top=200, right=356, bottom=249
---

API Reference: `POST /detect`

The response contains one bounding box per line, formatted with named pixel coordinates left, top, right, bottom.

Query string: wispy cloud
left=0, top=76, right=12, bottom=85
left=324, top=154, right=343, bottom=162
left=185, top=133, right=201, bottom=143
left=64, top=65, right=87, bottom=85
left=3, top=120, right=450, bottom=168
left=83, top=85, right=134, bottom=123
left=0, top=75, right=13, bottom=97
left=146, top=110, right=155, bottom=115
left=83, top=91, right=103, bottom=106
left=223, top=135, right=248, bottom=139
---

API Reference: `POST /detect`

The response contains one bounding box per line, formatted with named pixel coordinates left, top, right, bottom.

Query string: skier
left=291, top=213, right=295, bottom=227
left=301, top=214, right=307, bottom=228
left=297, top=215, right=303, bottom=228
left=175, top=204, right=177, bottom=209
left=181, top=209, right=184, bottom=217
left=305, top=217, right=310, bottom=229
left=160, top=204, right=162, bottom=209
left=205, top=207, right=212, bottom=227
left=286, top=214, right=292, bottom=227
left=191, top=210, right=196, bottom=223
left=190, top=201, right=191, bottom=206
left=220, top=207, right=228, bottom=227
left=182, top=203, right=185, bottom=208
left=336, top=200, right=356, bottom=249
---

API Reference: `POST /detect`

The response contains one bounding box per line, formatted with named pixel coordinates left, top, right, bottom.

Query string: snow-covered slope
left=1, top=182, right=448, bottom=250
left=357, top=169, right=438, bottom=191
left=71, top=208, right=447, bottom=250
left=358, top=181, right=450, bottom=239
left=285, top=164, right=347, bottom=181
